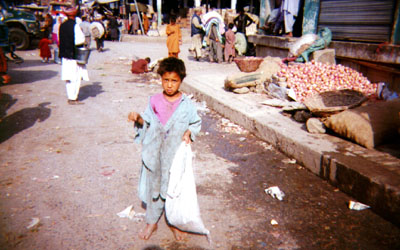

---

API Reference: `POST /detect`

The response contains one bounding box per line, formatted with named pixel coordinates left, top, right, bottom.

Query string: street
left=0, top=37, right=399, bottom=250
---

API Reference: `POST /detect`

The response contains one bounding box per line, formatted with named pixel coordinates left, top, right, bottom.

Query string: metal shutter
left=317, top=0, right=395, bottom=43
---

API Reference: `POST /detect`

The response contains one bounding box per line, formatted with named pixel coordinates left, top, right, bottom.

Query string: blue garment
left=135, top=93, right=201, bottom=204
left=191, top=14, right=203, bottom=36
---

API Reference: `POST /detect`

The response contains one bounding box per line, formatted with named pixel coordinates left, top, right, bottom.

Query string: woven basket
left=304, top=89, right=368, bottom=117
left=234, top=57, right=264, bottom=72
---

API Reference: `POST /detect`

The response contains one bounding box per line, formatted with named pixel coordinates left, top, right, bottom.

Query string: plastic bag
left=288, top=33, right=318, bottom=57
left=74, top=24, right=85, bottom=46
left=165, top=142, right=210, bottom=236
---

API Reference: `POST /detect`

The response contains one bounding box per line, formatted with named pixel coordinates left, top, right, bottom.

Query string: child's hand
left=128, top=112, right=143, bottom=125
left=182, top=130, right=192, bottom=144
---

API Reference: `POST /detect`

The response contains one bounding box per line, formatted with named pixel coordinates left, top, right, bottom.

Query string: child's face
left=161, top=71, right=182, bottom=97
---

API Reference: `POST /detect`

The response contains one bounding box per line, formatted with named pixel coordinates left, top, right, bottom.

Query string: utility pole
left=157, top=0, right=161, bottom=27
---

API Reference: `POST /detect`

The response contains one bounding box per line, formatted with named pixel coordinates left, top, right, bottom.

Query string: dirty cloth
left=135, top=94, right=201, bottom=223
left=166, top=23, right=182, bottom=55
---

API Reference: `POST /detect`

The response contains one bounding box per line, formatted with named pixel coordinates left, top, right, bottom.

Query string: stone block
left=311, top=48, right=336, bottom=64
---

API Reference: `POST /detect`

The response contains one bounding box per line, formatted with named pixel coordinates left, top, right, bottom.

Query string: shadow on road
left=0, top=102, right=51, bottom=144
left=78, top=82, right=104, bottom=101
left=7, top=69, right=58, bottom=84
left=0, top=93, right=18, bottom=119
left=8, top=59, right=54, bottom=69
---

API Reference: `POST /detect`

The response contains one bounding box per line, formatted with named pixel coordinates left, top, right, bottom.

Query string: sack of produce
left=324, top=99, right=400, bottom=149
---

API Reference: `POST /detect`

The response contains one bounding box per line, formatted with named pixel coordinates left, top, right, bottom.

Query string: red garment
left=131, top=59, right=148, bottom=74
left=39, top=38, right=52, bottom=58
left=224, top=29, right=236, bottom=60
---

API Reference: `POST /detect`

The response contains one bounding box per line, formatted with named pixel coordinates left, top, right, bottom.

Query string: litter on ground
left=265, top=186, right=285, bottom=201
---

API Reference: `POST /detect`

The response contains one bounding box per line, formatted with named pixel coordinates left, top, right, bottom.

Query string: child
left=38, top=31, right=52, bottom=63
left=128, top=57, right=201, bottom=241
left=224, top=23, right=236, bottom=63
left=166, top=16, right=182, bottom=58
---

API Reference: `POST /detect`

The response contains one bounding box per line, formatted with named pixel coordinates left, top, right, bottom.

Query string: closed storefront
left=317, top=0, right=396, bottom=43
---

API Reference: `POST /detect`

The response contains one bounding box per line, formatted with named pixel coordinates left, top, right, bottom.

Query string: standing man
left=59, top=7, right=88, bottom=105
left=280, top=0, right=300, bottom=37
left=233, top=8, right=254, bottom=36
left=190, top=8, right=203, bottom=61
left=131, top=12, right=139, bottom=34
left=208, top=23, right=223, bottom=63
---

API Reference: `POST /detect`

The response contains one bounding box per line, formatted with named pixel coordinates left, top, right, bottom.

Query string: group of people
left=38, top=10, right=128, bottom=65
left=163, top=7, right=244, bottom=64
left=189, top=7, right=253, bottom=64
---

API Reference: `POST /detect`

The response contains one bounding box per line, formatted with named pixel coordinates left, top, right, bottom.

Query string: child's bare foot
left=138, top=223, right=157, bottom=240
left=170, top=226, right=187, bottom=241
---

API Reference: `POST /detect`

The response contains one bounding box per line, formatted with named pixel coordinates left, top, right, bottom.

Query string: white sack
left=74, top=24, right=85, bottom=46
left=166, top=142, right=209, bottom=236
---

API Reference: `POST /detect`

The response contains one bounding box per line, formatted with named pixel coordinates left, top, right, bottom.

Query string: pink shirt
left=150, top=93, right=182, bottom=125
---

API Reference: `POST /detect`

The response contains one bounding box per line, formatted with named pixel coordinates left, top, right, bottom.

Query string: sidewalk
left=122, top=30, right=400, bottom=226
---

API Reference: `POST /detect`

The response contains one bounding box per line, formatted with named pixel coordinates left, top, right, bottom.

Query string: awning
left=129, top=3, right=147, bottom=13
left=96, top=0, right=120, bottom=4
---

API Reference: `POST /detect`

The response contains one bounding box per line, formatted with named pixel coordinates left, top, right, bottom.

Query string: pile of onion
left=277, top=61, right=377, bottom=102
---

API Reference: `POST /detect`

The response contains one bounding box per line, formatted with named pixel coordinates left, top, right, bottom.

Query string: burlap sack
left=324, top=99, right=400, bottom=149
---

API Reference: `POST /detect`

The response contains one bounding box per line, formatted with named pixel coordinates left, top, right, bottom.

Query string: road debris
left=117, top=205, right=135, bottom=220
left=100, top=169, right=115, bottom=177
left=195, top=100, right=210, bottom=113
left=349, top=201, right=370, bottom=210
left=282, top=158, right=296, bottom=164
left=26, top=217, right=40, bottom=229
left=218, top=118, right=247, bottom=134
left=265, top=186, right=285, bottom=201
left=117, top=205, right=145, bottom=222
left=270, top=219, right=278, bottom=225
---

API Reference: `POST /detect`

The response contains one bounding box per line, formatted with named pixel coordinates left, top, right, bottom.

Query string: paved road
left=0, top=38, right=399, bottom=250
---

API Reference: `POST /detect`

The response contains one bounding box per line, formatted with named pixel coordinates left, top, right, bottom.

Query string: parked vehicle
left=0, top=0, right=40, bottom=50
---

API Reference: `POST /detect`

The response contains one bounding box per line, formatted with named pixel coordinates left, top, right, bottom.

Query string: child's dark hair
left=170, top=15, right=176, bottom=24
left=42, top=30, right=49, bottom=39
left=157, top=57, right=186, bottom=80
left=229, top=23, right=234, bottom=29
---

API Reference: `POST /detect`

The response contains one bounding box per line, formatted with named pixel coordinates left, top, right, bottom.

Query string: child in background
left=166, top=16, right=182, bottom=58
left=38, top=31, right=52, bottom=63
left=128, top=57, right=201, bottom=241
left=224, top=23, right=236, bottom=63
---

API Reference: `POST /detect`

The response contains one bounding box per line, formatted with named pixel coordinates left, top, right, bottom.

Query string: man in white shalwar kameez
left=281, top=0, right=300, bottom=37
left=59, top=7, right=89, bottom=105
